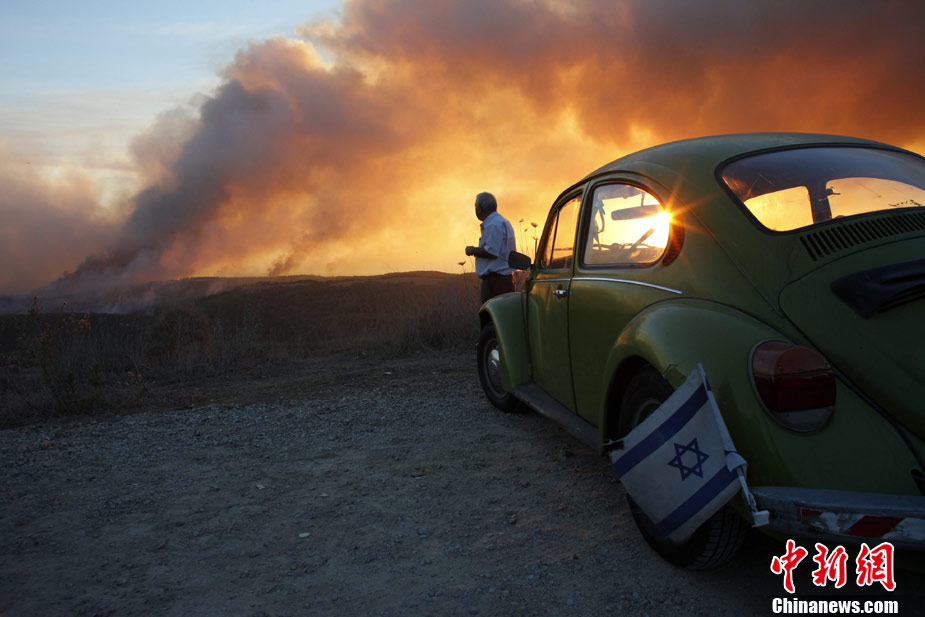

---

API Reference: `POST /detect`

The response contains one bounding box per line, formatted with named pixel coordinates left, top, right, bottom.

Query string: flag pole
left=698, top=363, right=770, bottom=528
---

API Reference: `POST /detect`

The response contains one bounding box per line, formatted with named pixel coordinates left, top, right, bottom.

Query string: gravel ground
left=1, top=351, right=921, bottom=616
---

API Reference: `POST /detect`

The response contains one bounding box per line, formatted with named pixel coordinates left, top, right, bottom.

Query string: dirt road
left=1, top=352, right=920, bottom=616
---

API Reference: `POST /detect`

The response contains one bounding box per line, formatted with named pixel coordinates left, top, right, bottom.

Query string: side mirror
left=508, top=251, right=532, bottom=270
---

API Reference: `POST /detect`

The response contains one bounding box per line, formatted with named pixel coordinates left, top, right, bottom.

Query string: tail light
left=751, top=341, right=835, bottom=431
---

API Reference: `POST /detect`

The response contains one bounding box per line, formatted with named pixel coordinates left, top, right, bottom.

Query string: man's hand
left=466, top=245, right=497, bottom=259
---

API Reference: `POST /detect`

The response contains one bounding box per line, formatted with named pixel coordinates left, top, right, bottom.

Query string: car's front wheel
left=477, top=322, right=520, bottom=413
left=618, top=366, right=747, bottom=569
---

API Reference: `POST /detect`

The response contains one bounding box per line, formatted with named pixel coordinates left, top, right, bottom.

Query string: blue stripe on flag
left=611, top=383, right=708, bottom=478
left=656, top=463, right=738, bottom=536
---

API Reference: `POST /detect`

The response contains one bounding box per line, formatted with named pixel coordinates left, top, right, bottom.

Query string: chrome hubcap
left=486, top=345, right=504, bottom=395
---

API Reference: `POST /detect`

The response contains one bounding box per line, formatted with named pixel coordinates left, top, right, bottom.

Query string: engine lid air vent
left=800, top=210, right=925, bottom=261
left=831, top=257, right=925, bottom=318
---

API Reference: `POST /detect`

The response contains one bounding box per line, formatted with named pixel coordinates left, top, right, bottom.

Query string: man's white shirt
left=476, top=211, right=516, bottom=277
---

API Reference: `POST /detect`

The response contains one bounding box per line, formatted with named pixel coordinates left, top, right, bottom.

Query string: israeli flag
left=610, top=364, right=766, bottom=543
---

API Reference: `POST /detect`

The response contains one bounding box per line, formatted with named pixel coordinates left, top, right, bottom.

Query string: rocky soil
left=2, top=351, right=921, bottom=616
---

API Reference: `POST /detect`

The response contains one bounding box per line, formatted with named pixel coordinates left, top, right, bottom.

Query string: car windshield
left=721, top=146, right=925, bottom=232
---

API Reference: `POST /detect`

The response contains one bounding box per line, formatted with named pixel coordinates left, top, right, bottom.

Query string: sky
left=0, top=0, right=340, bottom=205
left=2, top=0, right=925, bottom=297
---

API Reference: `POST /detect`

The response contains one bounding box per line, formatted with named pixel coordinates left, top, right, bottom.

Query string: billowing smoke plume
left=4, top=0, right=925, bottom=297
left=0, top=145, right=121, bottom=293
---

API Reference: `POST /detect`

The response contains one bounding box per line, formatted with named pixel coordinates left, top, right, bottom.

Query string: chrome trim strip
left=532, top=277, right=572, bottom=284
left=574, top=277, right=683, bottom=295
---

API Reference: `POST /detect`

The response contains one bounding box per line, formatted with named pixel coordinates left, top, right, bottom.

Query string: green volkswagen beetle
left=476, top=133, right=925, bottom=568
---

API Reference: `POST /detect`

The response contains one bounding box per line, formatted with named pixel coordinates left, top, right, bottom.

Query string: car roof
left=582, top=132, right=901, bottom=183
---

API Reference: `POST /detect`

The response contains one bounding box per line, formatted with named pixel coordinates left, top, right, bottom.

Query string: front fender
left=480, top=292, right=530, bottom=391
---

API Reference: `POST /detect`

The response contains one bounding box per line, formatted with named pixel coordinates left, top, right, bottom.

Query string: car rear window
left=720, top=147, right=925, bottom=232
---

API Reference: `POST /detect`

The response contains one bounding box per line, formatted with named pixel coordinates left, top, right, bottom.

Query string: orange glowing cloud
left=3, top=0, right=924, bottom=297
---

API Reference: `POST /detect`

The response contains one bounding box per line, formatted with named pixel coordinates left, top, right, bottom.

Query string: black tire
left=618, top=366, right=747, bottom=569
left=477, top=322, right=520, bottom=413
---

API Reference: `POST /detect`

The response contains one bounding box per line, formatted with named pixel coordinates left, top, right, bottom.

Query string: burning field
left=0, top=271, right=483, bottom=428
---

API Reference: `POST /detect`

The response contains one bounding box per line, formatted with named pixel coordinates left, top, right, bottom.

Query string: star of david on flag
left=668, top=438, right=710, bottom=479
left=610, top=364, right=768, bottom=543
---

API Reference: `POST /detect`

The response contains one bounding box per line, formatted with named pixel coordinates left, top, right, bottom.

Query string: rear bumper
left=752, top=486, right=925, bottom=549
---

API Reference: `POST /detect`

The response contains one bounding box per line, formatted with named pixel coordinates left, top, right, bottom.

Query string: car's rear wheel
left=477, top=322, right=520, bottom=413
left=618, top=366, right=747, bottom=569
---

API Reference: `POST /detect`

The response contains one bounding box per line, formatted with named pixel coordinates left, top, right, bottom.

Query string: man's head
left=474, top=192, right=497, bottom=221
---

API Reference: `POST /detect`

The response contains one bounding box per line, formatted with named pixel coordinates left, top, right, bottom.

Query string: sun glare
left=653, top=210, right=671, bottom=243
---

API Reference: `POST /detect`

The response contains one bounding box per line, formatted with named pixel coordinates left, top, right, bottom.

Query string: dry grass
left=0, top=272, right=486, bottom=428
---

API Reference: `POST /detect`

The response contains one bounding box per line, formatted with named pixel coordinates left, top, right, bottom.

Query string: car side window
left=539, top=197, right=580, bottom=270
left=583, top=184, right=670, bottom=266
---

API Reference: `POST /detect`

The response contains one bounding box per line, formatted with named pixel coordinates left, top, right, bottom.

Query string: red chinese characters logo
left=770, top=540, right=896, bottom=593
left=770, top=539, right=809, bottom=594
left=856, top=542, right=896, bottom=591
left=812, top=543, right=849, bottom=589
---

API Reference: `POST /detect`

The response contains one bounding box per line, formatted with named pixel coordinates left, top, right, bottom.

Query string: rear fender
left=480, top=292, right=530, bottom=391
left=598, top=299, right=785, bottom=447
left=597, top=299, right=924, bottom=496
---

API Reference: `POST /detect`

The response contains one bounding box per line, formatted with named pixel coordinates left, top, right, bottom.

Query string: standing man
left=465, top=192, right=517, bottom=304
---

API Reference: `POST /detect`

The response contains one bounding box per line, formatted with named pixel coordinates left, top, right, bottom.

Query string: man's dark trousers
left=480, top=272, right=514, bottom=304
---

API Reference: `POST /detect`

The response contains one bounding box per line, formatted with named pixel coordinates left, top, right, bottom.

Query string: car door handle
left=554, top=288, right=568, bottom=299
